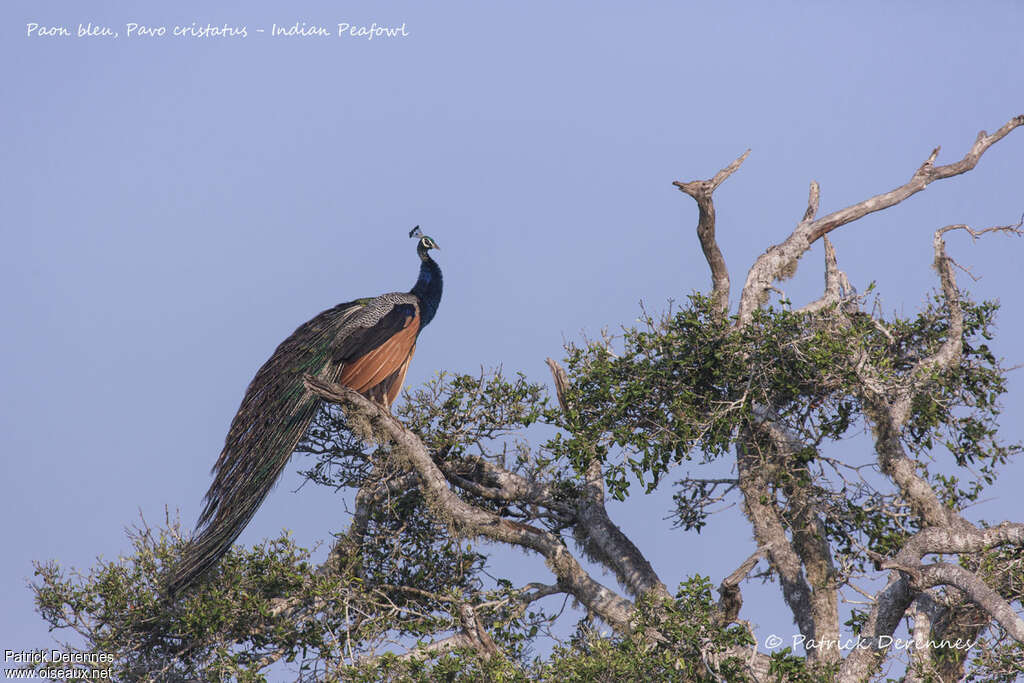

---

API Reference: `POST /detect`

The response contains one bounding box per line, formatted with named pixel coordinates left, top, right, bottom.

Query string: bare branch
left=862, top=399, right=957, bottom=528
left=674, top=149, right=750, bottom=317
left=889, top=224, right=968, bottom=420
left=797, top=236, right=852, bottom=314
left=456, top=602, right=500, bottom=660
left=442, top=454, right=566, bottom=510
left=393, top=633, right=475, bottom=662
left=573, top=491, right=671, bottom=600
left=919, top=563, right=1024, bottom=643
left=937, top=218, right=1024, bottom=242
left=810, top=118, right=1024, bottom=244
left=737, top=114, right=1024, bottom=326
left=839, top=575, right=915, bottom=681
left=906, top=594, right=942, bottom=683
left=736, top=436, right=816, bottom=640
left=899, top=221, right=1023, bottom=419
left=902, top=523, right=1024, bottom=559
left=746, top=410, right=841, bottom=661
left=504, top=582, right=563, bottom=608
left=803, top=180, right=820, bottom=222
left=546, top=357, right=570, bottom=414
left=717, top=545, right=768, bottom=624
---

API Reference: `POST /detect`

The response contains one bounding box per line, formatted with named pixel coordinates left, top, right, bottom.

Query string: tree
left=32, top=115, right=1024, bottom=682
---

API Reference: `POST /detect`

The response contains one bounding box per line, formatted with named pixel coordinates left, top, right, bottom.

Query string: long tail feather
left=167, top=302, right=364, bottom=597
left=166, top=394, right=321, bottom=597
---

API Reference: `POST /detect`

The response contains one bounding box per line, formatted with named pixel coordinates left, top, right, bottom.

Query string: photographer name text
left=763, top=633, right=976, bottom=652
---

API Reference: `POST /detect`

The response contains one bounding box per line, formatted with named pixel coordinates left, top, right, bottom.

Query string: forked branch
left=736, top=114, right=1024, bottom=326
left=674, top=149, right=750, bottom=318
left=797, top=236, right=853, bottom=314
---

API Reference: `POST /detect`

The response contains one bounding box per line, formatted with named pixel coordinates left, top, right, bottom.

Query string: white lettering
left=78, top=23, right=116, bottom=38
left=125, top=23, right=166, bottom=38
left=26, top=23, right=71, bottom=37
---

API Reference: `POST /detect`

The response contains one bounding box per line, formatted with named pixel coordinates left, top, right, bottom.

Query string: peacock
left=167, top=227, right=442, bottom=597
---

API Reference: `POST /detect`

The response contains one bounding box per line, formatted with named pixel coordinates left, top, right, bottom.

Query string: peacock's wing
left=168, top=293, right=420, bottom=596
left=334, top=294, right=420, bottom=408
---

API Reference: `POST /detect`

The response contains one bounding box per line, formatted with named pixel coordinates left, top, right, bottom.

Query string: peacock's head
left=409, top=226, right=440, bottom=259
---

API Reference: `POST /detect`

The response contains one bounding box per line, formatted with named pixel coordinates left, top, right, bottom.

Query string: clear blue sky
left=3, top=0, right=1023, bottom=670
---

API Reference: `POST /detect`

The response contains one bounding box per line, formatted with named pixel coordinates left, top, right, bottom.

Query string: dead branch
left=736, top=114, right=1024, bottom=326
left=717, top=545, right=769, bottom=624
left=546, top=357, right=570, bottom=413
left=797, top=236, right=854, bottom=314
left=674, top=149, right=750, bottom=318
left=803, top=180, right=820, bottom=222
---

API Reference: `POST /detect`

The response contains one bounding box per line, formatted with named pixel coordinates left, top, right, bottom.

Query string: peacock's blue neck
left=411, top=257, right=442, bottom=328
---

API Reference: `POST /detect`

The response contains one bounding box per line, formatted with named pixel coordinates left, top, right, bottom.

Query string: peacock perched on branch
left=167, top=227, right=442, bottom=597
